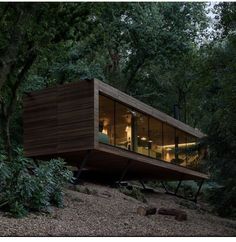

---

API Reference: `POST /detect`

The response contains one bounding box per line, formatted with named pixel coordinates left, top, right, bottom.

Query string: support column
left=174, top=180, right=182, bottom=195
left=76, top=150, right=92, bottom=182
left=139, top=180, right=146, bottom=189
left=193, top=179, right=204, bottom=203
left=117, top=160, right=132, bottom=185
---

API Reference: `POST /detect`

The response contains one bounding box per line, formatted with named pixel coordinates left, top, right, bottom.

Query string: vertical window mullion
left=114, top=101, right=116, bottom=146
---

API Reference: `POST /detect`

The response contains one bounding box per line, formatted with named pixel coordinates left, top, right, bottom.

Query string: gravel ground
left=0, top=182, right=235, bottom=236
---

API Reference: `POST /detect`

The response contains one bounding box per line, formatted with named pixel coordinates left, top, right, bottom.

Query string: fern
left=0, top=148, right=73, bottom=217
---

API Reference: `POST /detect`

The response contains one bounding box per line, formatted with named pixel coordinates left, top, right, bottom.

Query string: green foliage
left=0, top=148, right=73, bottom=217
left=205, top=183, right=236, bottom=218
left=9, top=201, right=28, bottom=218
left=0, top=154, right=10, bottom=190
left=187, top=3, right=236, bottom=218
left=0, top=2, right=235, bottom=219
left=119, top=187, right=147, bottom=203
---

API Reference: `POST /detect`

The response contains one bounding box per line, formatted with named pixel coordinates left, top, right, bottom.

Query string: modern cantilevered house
left=23, top=79, right=208, bottom=186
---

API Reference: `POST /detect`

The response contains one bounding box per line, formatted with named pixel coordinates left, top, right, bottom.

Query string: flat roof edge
left=95, top=78, right=206, bottom=139
left=24, top=78, right=206, bottom=138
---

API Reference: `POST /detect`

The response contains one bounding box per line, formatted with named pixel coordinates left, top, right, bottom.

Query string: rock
left=175, top=212, right=187, bottom=221
left=158, top=208, right=180, bottom=216
left=158, top=208, right=187, bottom=221
left=137, top=206, right=157, bottom=216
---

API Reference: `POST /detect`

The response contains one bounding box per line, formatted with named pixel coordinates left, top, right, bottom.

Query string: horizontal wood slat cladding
left=23, top=80, right=95, bottom=157
left=23, top=88, right=58, bottom=157
left=57, top=81, right=94, bottom=152
left=96, top=79, right=205, bottom=138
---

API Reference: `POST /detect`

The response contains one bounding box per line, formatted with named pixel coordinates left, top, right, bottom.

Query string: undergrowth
left=0, top=148, right=73, bottom=218
left=119, top=186, right=147, bottom=203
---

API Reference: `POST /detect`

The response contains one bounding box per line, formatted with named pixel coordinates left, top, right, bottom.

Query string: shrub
left=205, top=181, right=236, bottom=218
left=0, top=148, right=73, bottom=217
left=119, top=187, right=147, bottom=203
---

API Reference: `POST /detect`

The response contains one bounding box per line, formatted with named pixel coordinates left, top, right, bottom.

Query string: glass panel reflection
left=98, top=93, right=205, bottom=172
left=99, top=95, right=114, bottom=145
left=115, top=102, right=132, bottom=150
left=175, top=129, right=188, bottom=166
left=136, top=112, right=149, bottom=156
left=149, top=117, right=163, bottom=159
left=186, top=135, right=199, bottom=169
left=163, top=123, right=175, bottom=163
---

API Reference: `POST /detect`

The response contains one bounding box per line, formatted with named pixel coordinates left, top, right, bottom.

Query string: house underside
left=36, top=145, right=208, bottom=182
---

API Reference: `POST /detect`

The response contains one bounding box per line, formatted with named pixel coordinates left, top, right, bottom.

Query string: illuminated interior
left=99, top=94, right=205, bottom=171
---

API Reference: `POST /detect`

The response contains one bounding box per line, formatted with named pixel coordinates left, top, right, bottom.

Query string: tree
left=0, top=3, right=94, bottom=159
left=187, top=2, right=236, bottom=217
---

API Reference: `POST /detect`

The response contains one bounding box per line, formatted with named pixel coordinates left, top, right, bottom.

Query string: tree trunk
left=0, top=51, right=37, bottom=161
left=125, top=57, right=146, bottom=92
left=5, top=116, right=12, bottom=160
left=0, top=112, right=12, bottom=161
left=137, top=206, right=157, bottom=216
left=158, top=208, right=187, bottom=221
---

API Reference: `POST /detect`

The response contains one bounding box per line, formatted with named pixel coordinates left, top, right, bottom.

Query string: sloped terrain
left=0, top=182, right=235, bottom=236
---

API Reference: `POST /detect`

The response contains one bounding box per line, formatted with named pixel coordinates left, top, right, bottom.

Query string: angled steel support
left=161, top=179, right=205, bottom=203
left=139, top=180, right=146, bottom=190
left=174, top=180, right=182, bottom=195
left=117, top=160, right=132, bottom=185
left=161, top=181, right=169, bottom=193
left=193, top=179, right=204, bottom=203
left=76, top=150, right=92, bottom=181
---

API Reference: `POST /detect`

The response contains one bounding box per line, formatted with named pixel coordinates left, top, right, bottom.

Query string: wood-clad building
left=23, top=79, right=208, bottom=181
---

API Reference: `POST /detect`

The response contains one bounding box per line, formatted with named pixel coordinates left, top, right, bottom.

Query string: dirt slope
left=0, top=182, right=235, bottom=236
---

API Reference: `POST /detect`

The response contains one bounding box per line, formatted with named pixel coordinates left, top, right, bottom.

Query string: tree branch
left=125, top=56, right=146, bottom=92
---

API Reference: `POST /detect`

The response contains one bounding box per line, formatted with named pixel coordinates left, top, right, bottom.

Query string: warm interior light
left=165, top=152, right=170, bottom=161
left=125, top=125, right=132, bottom=140
left=102, top=128, right=108, bottom=135
left=162, top=142, right=196, bottom=148
left=141, top=137, right=147, bottom=141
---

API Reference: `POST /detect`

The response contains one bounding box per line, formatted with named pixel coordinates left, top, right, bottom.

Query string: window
left=136, top=112, right=149, bottom=156
left=186, top=135, right=199, bottom=169
left=162, top=123, right=175, bottom=163
left=98, top=93, right=202, bottom=171
left=99, top=95, right=114, bottom=145
left=175, top=129, right=188, bottom=167
left=115, top=102, right=132, bottom=150
left=149, top=117, right=163, bottom=159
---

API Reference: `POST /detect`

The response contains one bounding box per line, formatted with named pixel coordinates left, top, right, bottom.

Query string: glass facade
left=115, top=102, right=132, bottom=150
left=163, top=123, right=175, bottom=163
left=136, top=112, right=149, bottom=156
left=149, top=117, right=163, bottom=159
left=99, top=94, right=205, bottom=171
left=99, top=95, right=115, bottom=145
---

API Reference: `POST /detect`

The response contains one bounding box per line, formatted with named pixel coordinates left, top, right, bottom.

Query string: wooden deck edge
left=97, top=143, right=209, bottom=180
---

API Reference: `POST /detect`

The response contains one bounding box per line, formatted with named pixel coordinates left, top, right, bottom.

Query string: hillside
left=0, top=182, right=235, bottom=236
